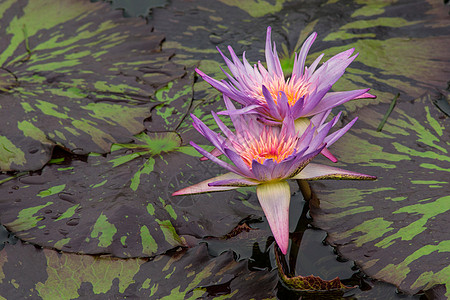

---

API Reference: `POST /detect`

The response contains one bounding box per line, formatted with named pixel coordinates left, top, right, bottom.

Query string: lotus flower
left=195, top=26, right=375, bottom=125
left=172, top=96, right=376, bottom=254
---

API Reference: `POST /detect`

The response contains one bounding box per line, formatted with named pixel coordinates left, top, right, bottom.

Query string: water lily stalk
left=296, top=179, right=312, bottom=201
left=173, top=98, right=376, bottom=254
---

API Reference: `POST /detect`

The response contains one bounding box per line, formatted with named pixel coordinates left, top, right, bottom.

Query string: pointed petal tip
left=279, top=243, right=288, bottom=255
left=172, top=190, right=184, bottom=196
left=195, top=68, right=205, bottom=76
left=356, top=92, right=377, bottom=99
left=256, top=181, right=291, bottom=259
left=321, top=147, right=338, bottom=163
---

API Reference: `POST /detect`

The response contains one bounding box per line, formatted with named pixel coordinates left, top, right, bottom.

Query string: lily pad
left=0, top=62, right=269, bottom=258
left=310, top=94, right=450, bottom=295
left=0, top=125, right=265, bottom=257
left=0, top=0, right=185, bottom=172
left=0, top=241, right=278, bottom=299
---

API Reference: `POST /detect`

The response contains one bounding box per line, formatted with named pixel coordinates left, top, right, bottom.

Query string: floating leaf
left=0, top=0, right=185, bottom=171
left=310, top=94, right=450, bottom=295
left=0, top=241, right=277, bottom=299
left=0, top=138, right=265, bottom=257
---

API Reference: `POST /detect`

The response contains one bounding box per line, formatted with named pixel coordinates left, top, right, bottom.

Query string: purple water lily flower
left=195, top=26, right=375, bottom=124
left=172, top=96, right=376, bottom=254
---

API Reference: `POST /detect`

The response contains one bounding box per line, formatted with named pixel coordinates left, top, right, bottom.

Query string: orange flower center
left=236, top=129, right=297, bottom=167
left=249, top=75, right=311, bottom=106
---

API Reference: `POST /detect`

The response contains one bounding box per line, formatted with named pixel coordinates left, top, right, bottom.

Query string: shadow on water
left=0, top=225, right=18, bottom=252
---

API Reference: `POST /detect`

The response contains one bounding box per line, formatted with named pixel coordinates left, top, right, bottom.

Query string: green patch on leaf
left=55, top=204, right=80, bottom=221
left=5, top=202, right=52, bottom=232
left=91, top=213, right=117, bottom=248
left=140, top=225, right=158, bottom=256
left=37, top=184, right=66, bottom=198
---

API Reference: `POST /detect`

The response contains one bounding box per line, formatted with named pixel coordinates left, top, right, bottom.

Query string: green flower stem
left=296, top=179, right=312, bottom=201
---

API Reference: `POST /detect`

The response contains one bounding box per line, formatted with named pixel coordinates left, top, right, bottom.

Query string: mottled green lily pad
left=0, top=0, right=185, bottom=172
left=0, top=129, right=265, bottom=257
left=310, top=94, right=450, bottom=296
left=0, top=241, right=277, bottom=299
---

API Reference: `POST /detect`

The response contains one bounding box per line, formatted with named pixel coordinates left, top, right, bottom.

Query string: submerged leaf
left=275, top=244, right=355, bottom=294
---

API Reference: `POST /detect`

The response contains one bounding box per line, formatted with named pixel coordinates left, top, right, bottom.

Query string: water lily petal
left=218, top=105, right=260, bottom=116
left=321, top=147, right=338, bottom=163
left=354, top=92, right=376, bottom=99
left=216, top=46, right=239, bottom=76
left=288, top=145, right=326, bottom=177
left=208, top=176, right=260, bottom=187
left=212, top=111, right=236, bottom=140
left=324, top=117, right=358, bottom=147
left=252, top=159, right=275, bottom=181
left=293, top=32, right=317, bottom=78
left=199, top=147, right=222, bottom=161
left=223, top=148, right=254, bottom=178
left=310, top=110, right=331, bottom=128
left=301, top=84, right=331, bottom=115
left=305, top=89, right=371, bottom=116
left=276, top=91, right=290, bottom=119
left=191, top=114, right=225, bottom=149
left=190, top=141, right=245, bottom=176
left=311, top=50, right=357, bottom=91
left=262, top=85, right=282, bottom=120
left=172, top=172, right=243, bottom=196
left=304, top=53, right=324, bottom=79
left=195, top=68, right=249, bottom=106
left=290, top=96, right=305, bottom=120
left=292, top=163, right=377, bottom=180
left=265, top=26, right=280, bottom=76
left=256, top=181, right=291, bottom=254
left=271, top=147, right=308, bottom=179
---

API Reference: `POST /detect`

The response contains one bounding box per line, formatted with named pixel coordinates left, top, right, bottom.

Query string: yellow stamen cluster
left=237, top=129, right=297, bottom=167
left=249, top=75, right=311, bottom=106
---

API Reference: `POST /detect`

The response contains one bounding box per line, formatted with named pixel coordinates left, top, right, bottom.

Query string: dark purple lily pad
left=310, top=94, right=450, bottom=295
left=0, top=0, right=185, bottom=172
left=0, top=137, right=266, bottom=257
left=0, top=241, right=277, bottom=299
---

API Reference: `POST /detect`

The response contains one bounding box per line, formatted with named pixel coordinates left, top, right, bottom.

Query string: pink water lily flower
left=195, top=26, right=375, bottom=125
left=172, top=96, right=376, bottom=254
